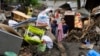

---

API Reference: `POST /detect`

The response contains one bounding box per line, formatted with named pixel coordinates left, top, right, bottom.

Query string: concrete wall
left=39, top=0, right=86, bottom=10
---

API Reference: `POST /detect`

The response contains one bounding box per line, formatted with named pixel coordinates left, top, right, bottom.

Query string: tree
left=30, top=0, right=39, bottom=6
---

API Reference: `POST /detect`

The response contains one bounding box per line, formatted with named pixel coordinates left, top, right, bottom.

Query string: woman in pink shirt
left=57, top=18, right=68, bottom=42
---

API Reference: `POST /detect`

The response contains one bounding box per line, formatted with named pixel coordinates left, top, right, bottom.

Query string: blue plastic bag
left=87, top=49, right=100, bottom=56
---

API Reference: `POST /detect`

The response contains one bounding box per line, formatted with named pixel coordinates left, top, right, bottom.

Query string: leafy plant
left=18, top=0, right=39, bottom=6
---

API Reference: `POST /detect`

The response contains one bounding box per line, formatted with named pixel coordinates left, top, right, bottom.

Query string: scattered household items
left=80, top=38, right=94, bottom=49
left=23, top=24, right=54, bottom=52
left=0, top=1, right=100, bottom=56
left=87, top=49, right=100, bottom=56
left=24, top=25, right=45, bottom=45
left=8, top=19, right=19, bottom=27
left=0, top=23, right=21, bottom=37
left=12, top=10, right=32, bottom=21
left=80, top=43, right=94, bottom=49
left=13, top=17, right=37, bottom=28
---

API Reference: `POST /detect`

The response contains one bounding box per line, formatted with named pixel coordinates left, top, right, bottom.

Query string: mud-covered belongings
left=41, top=35, right=53, bottom=49
left=0, top=24, right=23, bottom=55
left=4, top=11, right=12, bottom=17
left=0, top=23, right=21, bottom=37
left=76, top=8, right=90, bottom=27
left=80, top=43, right=94, bottom=49
left=92, top=6, right=100, bottom=18
left=24, top=25, right=45, bottom=45
left=95, top=26, right=100, bottom=35
left=59, top=3, right=72, bottom=10
left=13, top=17, right=37, bottom=29
left=12, top=11, right=32, bottom=21
left=24, top=25, right=53, bottom=52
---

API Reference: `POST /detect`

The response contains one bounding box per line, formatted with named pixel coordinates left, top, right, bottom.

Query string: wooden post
left=77, top=0, right=81, bottom=9
left=0, top=0, right=1, bottom=10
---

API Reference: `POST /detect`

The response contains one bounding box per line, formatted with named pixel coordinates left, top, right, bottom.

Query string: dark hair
left=53, top=20, right=57, bottom=24
left=49, top=10, right=53, bottom=13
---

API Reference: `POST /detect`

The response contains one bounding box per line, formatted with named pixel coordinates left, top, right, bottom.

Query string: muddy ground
left=19, top=40, right=100, bottom=56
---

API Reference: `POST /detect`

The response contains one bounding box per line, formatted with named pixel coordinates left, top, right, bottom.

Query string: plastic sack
left=42, top=35, right=53, bottom=49
left=87, top=49, right=100, bottom=56
left=37, top=43, right=46, bottom=52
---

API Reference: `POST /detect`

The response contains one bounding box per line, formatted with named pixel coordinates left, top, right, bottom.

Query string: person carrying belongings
left=36, top=8, right=52, bottom=29
left=36, top=8, right=56, bottom=41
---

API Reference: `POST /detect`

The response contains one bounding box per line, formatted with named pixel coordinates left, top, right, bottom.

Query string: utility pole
left=77, top=0, right=81, bottom=9
left=0, top=0, right=1, bottom=10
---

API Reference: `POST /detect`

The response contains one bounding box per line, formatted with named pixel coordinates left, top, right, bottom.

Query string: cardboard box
left=12, top=11, right=32, bottom=21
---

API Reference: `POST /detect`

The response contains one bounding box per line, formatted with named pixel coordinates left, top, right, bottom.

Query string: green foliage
left=30, top=0, right=39, bottom=6
left=18, top=0, right=39, bottom=6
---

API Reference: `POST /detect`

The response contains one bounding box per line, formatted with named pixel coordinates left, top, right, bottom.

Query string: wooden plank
left=12, top=11, right=32, bottom=21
